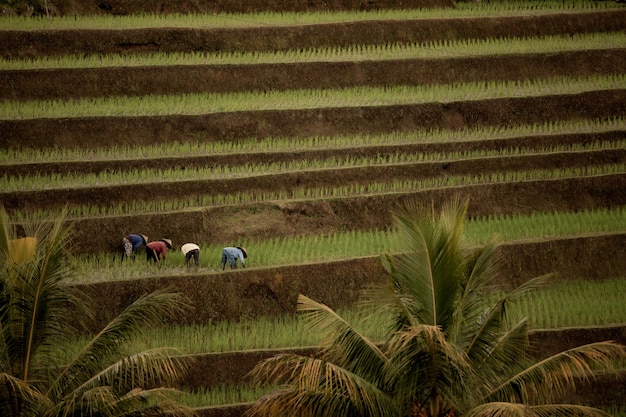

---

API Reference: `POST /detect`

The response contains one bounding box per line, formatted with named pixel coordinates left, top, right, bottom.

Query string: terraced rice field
left=1, top=0, right=625, bottom=415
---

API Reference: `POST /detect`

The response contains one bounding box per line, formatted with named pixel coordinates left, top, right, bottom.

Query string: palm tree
left=246, top=198, right=625, bottom=417
left=0, top=208, right=195, bottom=417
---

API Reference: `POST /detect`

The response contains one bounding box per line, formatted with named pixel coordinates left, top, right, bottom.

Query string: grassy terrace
left=64, top=278, right=626, bottom=354
left=67, top=206, right=626, bottom=283
left=2, top=119, right=623, bottom=164
left=3, top=0, right=625, bottom=413
left=0, top=1, right=621, bottom=31
left=6, top=167, right=625, bottom=219
left=1, top=74, right=623, bottom=119
left=3, top=141, right=623, bottom=191
left=1, top=32, right=624, bottom=69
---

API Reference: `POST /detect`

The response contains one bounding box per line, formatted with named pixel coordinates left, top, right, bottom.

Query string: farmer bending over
left=146, top=238, right=173, bottom=263
left=181, top=243, right=200, bottom=267
left=221, top=246, right=247, bottom=270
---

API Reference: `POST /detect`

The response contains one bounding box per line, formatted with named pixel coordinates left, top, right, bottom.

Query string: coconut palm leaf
left=388, top=198, right=466, bottom=329
left=0, top=208, right=85, bottom=383
left=485, top=341, right=625, bottom=405
left=247, top=353, right=398, bottom=417
left=0, top=207, right=193, bottom=416
left=298, top=294, right=388, bottom=382
left=46, top=289, right=190, bottom=400
left=465, top=401, right=613, bottom=417
left=383, top=323, right=471, bottom=415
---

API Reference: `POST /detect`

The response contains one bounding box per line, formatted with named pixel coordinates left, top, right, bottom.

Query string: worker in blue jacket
left=221, top=246, right=247, bottom=270
left=122, top=233, right=148, bottom=259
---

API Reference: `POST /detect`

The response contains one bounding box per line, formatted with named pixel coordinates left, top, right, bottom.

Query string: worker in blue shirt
left=221, top=246, right=247, bottom=270
left=122, top=233, right=148, bottom=259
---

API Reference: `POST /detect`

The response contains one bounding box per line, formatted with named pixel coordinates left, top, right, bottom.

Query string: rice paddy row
left=2, top=118, right=623, bottom=164
left=2, top=32, right=624, bottom=70
left=66, top=278, right=626, bottom=354
left=68, top=205, right=626, bottom=283
left=4, top=140, right=623, bottom=191
left=7, top=165, right=625, bottom=220
left=1, top=1, right=620, bottom=31
left=2, top=74, right=623, bottom=120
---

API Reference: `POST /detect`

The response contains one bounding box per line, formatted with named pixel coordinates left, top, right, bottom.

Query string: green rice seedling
left=9, top=163, right=626, bottom=222
left=0, top=1, right=619, bottom=31
left=3, top=140, right=624, bottom=192
left=55, top=278, right=625, bottom=357
left=64, top=206, right=626, bottom=283
left=487, top=278, right=626, bottom=329
left=1, top=74, right=623, bottom=120
left=2, top=32, right=624, bottom=70
left=2, top=117, right=623, bottom=165
left=179, top=385, right=268, bottom=407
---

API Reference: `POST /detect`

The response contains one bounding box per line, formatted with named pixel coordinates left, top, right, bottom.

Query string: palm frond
left=384, top=323, right=471, bottom=413
left=47, top=289, right=190, bottom=399
left=465, top=402, right=613, bottom=417
left=69, top=348, right=190, bottom=396
left=298, top=294, right=388, bottom=382
left=385, top=198, right=468, bottom=329
left=0, top=371, right=49, bottom=416
left=449, top=238, right=501, bottom=347
left=485, top=341, right=626, bottom=404
left=247, top=353, right=398, bottom=417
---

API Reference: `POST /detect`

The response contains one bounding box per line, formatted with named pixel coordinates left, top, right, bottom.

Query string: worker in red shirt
left=146, top=238, right=173, bottom=263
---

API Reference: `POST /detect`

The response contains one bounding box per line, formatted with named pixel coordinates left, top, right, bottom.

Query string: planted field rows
left=2, top=1, right=626, bottom=414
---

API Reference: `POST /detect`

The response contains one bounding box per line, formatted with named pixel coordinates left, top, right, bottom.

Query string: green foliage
left=0, top=207, right=196, bottom=416
left=245, top=198, right=625, bottom=417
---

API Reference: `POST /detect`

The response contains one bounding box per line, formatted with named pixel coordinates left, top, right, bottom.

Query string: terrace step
left=3, top=89, right=625, bottom=149
left=192, top=370, right=626, bottom=417
left=23, top=0, right=454, bottom=17
left=2, top=49, right=625, bottom=101
left=180, top=325, right=626, bottom=390
left=2, top=130, right=623, bottom=177
left=1, top=9, right=624, bottom=58
left=41, top=174, right=626, bottom=255
left=2, top=148, right=625, bottom=213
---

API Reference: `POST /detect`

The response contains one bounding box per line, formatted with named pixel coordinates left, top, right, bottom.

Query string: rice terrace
left=0, top=0, right=625, bottom=414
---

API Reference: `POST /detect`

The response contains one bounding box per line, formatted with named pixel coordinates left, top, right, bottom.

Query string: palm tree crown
left=0, top=208, right=195, bottom=417
left=246, top=198, right=625, bottom=417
